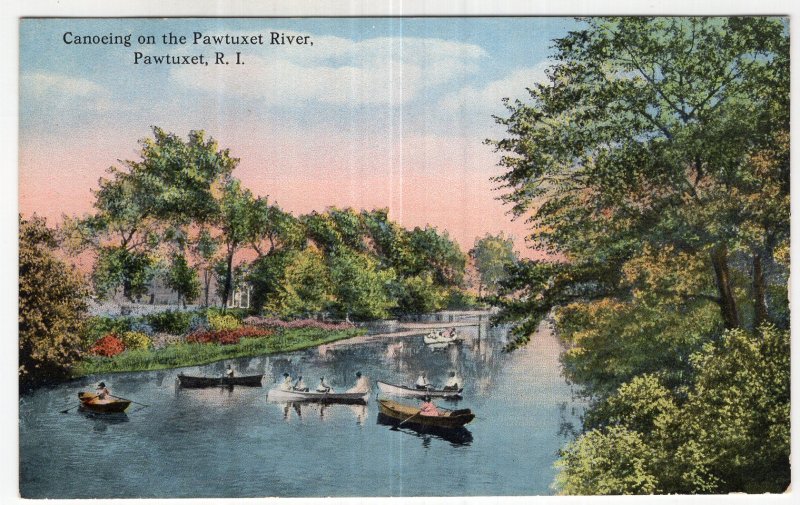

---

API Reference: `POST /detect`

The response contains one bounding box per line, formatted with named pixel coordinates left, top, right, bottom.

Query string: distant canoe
left=423, top=331, right=461, bottom=345
left=267, top=388, right=369, bottom=404
left=377, top=399, right=474, bottom=429
left=377, top=380, right=463, bottom=399
left=78, top=392, right=131, bottom=413
left=177, top=373, right=263, bottom=388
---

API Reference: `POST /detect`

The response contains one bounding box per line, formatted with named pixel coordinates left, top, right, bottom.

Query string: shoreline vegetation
left=73, top=326, right=365, bottom=377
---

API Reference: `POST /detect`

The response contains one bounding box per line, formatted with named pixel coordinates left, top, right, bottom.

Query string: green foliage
left=82, top=315, right=135, bottom=346
left=263, top=246, right=334, bottom=317
left=395, top=273, right=446, bottom=314
left=19, top=216, right=89, bottom=388
left=165, top=253, right=200, bottom=305
left=329, top=249, right=396, bottom=320
left=207, top=311, right=241, bottom=331
left=146, top=310, right=193, bottom=335
left=120, top=331, right=153, bottom=351
left=555, top=326, right=790, bottom=494
left=91, top=246, right=156, bottom=300
left=470, top=233, right=518, bottom=296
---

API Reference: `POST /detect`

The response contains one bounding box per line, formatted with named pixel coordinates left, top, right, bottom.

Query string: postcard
left=17, top=14, right=791, bottom=500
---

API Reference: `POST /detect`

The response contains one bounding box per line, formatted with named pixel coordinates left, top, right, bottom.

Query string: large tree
left=492, top=16, right=788, bottom=338
left=64, top=127, right=237, bottom=300
left=19, top=216, right=89, bottom=389
left=470, top=233, right=518, bottom=297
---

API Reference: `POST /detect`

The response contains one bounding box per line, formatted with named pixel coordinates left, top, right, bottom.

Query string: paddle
left=394, top=410, right=421, bottom=430
left=59, top=404, right=80, bottom=414
left=108, top=394, right=149, bottom=408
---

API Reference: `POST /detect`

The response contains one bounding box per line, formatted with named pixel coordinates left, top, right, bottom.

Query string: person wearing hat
left=280, top=372, right=293, bottom=391
left=225, top=364, right=235, bottom=378
left=316, top=376, right=332, bottom=393
left=419, top=395, right=440, bottom=417
left=292, top=375, right=308, bottom=392
left=96, top=382, right=110, bottom=400
left=346, top=371, right=369, bottom=393
left=443, top=371, right=461, bottom=391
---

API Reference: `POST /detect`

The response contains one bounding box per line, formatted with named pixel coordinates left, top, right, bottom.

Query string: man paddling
left=415, top=372, right=431, bottom=390
left=96, top=382, right=111, bottom=400
left=346, top=371, right=369, bottom=393
left=293, top=375, right=309, bottom=392
left=316, top=376, right=332, bottom=393
left=443, top=371, right=461, bottom=391
left=280, top=372, right=293, bottom=391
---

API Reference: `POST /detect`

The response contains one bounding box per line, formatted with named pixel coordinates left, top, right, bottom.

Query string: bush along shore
left=73, top=310, right=364, bottom=377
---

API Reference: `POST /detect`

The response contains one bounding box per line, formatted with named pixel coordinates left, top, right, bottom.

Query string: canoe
left=78, top=392, right=131, bottom=413
left=177, top=373, right=263, bottom=388
left=267, top=388, right=370, bottom=404
left=377, top=380, right=463, bottom=399
left=377, top=399, right=474, bottom=429
left=423, top=331, right=461, bottom=345
left=377, top=413, right=473, bottom=445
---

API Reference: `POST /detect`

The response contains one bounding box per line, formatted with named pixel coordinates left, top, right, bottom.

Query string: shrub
left=83, top=316, right=134, bottom=344
left=120, top=331, right=152, bottom=351
left=208, top=312, right=241, bottom=331
left=129, top=320, right=155, bottom=336
left=146, top=310, right=193, bottom=334
left=188, top=314, right=210, bottom=333
left=152, top=332, right=183, bottom=350
left=89, top=334, right=126, bottom=357
left=185, top=327, right=273, bottom=345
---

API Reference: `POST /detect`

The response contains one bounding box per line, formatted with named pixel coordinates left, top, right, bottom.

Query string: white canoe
left=423, top=331, right=461, bottom=345
left=267, top=388, right=369, bottom=404
left=376, top=380, right=463, bottom=399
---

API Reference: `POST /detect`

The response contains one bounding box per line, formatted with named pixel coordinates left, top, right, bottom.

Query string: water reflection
left=276, top=401, right=369, bottom=425
left=78, top=410, right=129, bottom=432
left=376, top=413, right=473, bottom=447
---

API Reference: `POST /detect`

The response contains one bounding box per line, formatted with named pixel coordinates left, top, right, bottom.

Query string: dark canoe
left=78, top=392, right=131, bottom=413
left=177, top=373, right=263, bottom=388
left=377, top=399, right=474, bottom=429
left=377, top=413, right=473, bottom=445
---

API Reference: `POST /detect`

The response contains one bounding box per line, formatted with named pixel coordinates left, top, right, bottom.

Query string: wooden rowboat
left=377, top=380, right=463, bottom=399
left=177, top=373, right=263, bottom=388
left=266, top=388, right=369, bottom=404
left=78, top=392, right=131, bottom=413
left=377, top=399, right=474, bottom=429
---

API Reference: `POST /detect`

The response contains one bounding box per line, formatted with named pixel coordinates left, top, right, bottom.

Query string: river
left=19, top=318, right=583, bottom=498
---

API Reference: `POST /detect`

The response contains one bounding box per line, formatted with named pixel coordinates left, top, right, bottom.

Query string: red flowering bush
left=242, top=316, right=355, bottom=331
left=89, top=334, right=126, bottom=357
left=185, top=327, right=274, bottom=345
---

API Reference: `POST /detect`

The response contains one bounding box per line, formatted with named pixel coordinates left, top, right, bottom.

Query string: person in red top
left=419, top=396, right=440, bottom=417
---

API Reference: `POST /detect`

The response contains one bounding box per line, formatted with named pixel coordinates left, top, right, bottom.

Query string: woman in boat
left=96, top=382, right=110, bottom=400
left=443, top=371, right=461, bottom=391
left=346, top=371, right=369, bottom=393
left=280, top=372, right=293, bottom=391
left=316, top=376, right=332, bottom=393
left=293, top=375, right=309, bottom=392
left=415, top=372, right=431, bottom=390
left=419, top=396, right=440, bottom=417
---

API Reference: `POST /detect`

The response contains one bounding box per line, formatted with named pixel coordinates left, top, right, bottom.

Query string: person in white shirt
left=225, top=365, right=234, bottom=378
left=443, top=371, right=461, bottom=391
left=280, top=372, right=293, bottom=391
left=346, top=371, right=369, bottom=393
left=316, top=376, right=333, bottom=393
left=415, top=372, right=431, bottom=390
left=293, top=375, right=308, bottom=392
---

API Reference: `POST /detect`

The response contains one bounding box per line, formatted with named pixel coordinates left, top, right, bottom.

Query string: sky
left=19, top=17, right=580, bottom=256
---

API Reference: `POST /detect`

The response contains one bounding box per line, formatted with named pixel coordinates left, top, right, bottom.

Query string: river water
left=19, top=319, right=583, bottom=498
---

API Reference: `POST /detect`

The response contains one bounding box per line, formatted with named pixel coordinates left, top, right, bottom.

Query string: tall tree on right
left=491, top=17, right=788, bottom=338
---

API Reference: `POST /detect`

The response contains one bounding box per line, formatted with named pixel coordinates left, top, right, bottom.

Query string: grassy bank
left=73, top=327, right=365, bottom=377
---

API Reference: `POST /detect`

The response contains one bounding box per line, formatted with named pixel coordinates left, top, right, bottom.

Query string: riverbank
left=73, top=327, right=365, bottom=377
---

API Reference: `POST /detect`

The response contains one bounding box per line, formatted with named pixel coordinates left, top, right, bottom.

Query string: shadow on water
left=77, top=409, right=129, bottom=432
left=376, top=413, right=473, bottom=447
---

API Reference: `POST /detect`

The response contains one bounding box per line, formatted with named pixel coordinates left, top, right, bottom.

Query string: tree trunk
left=203, top=269, right=211, bottom=307
left=710, top=246, right=740, bottom=329
left=752, top=252, right=768, bottom=329
left=222, top=249, right=235, bottom=308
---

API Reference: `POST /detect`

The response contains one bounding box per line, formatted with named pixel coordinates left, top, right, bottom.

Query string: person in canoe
left=96, top=382, right=111, bottom=400
left=415, top=372, right=431, bottom=390
left=280, top=372, right=293, bottom=391
left=419, top=395, right=441, bottom=417
left=346, top=371, right=369, bottom=393
left=225, top=364, right=235, bottom=378
left=443, top=371, right=461, bottom=391
left=316, top=376, right=333, bottom=393
left=293, top=375, right=309, bottom=392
